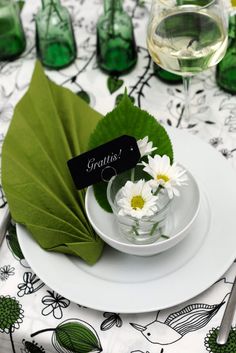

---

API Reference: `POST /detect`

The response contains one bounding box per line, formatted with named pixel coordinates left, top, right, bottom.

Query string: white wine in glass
left=147, top=0, right=228, bottom=121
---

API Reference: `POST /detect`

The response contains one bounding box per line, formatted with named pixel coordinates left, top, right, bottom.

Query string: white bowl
left=85, top=169, right=200, bottom=256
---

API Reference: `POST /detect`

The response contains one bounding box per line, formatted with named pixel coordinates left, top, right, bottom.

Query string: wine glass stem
left=182, top=76, right=191, bottom=122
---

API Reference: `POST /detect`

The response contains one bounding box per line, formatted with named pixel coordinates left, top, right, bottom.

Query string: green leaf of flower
left=53, top=319, right=102, bottom=353
left=89, top=93, right=173, bottom=212
left=107, top=77, right=124, bottom=94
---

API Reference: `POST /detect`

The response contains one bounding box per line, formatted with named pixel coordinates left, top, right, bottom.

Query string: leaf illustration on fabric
left=204, top=120, right=215, bottom=125
left=204, top=326, right=236, bottom=353
left=22, top=339, right=46, bottom=353
left=100, top=312, right=122, bottom=331
left=52, top=319, right=102, bottom=353
left=6, top=223, right=24, bottom=261
left=164, top=302, right=224, bottom=336
left=76, top=91, right=91, bottom=105
left=196, top=94, right=206, bottom=105
left=107, top=77, right=124, bottom=94
left=219, top=101, right=236, bottom=111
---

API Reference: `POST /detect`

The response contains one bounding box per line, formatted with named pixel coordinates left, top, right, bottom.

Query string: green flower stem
left=132, top=225, right=139, bottom=236
left=9, top=327, right=16, bottom=353
left=160, top=235, right=169, bottom=239
left=131, top=167, right=135, bottom=182
left=31, top=328, right=56, bottom=338
left=149, top=222, right=159, bottom=236
left=131, top=220, right=139, bottom=236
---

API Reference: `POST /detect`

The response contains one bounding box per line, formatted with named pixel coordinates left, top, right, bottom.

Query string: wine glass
left=147, top=0, right=228, bottom=122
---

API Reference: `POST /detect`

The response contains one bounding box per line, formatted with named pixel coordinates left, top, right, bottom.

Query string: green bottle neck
left=41, top=0, right=60, bottom=9
left=104, top=0, right=123, bottom=13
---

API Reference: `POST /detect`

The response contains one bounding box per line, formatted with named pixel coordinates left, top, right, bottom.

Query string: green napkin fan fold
left=2, top=61, right=104, bottom=265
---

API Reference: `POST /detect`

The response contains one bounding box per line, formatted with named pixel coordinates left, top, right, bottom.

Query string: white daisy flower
left=142, top=154, right=188, bottom=199
left=117, top=179, right=159, bottom=219
left=137, top=136, right=157, bottom=158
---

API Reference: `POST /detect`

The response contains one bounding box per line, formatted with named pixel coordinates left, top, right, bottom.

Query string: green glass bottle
left=35, top=0, right=77, bottom=69
left=153, top=63, right=182, bottom=84
left=0, top=0, right=26, bottom=60
left=96, top=0, right=137, bottom=75
left=216, top=11, right=236, bottom=94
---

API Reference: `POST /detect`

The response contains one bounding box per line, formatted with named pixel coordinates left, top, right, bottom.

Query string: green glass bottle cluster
left=0, top=0, right=26, bottom=60
left=35, top=0, right=77, bottom=69
left=96, top=0, right=137, bottom=75
left=216, top=11, right=236, bottom=94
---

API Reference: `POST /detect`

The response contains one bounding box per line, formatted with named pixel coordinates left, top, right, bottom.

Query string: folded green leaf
left=2, top=61, right=104, bottom=265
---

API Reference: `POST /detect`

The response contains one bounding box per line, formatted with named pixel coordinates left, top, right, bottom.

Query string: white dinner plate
left=17, top=127, right=236, bottom=313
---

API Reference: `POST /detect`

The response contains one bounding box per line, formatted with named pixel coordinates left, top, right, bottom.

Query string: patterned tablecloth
left=1, top=0, right=236, bottom=352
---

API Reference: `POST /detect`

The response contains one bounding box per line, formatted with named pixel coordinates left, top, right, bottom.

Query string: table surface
left=0, top=0, right=236, bottom=352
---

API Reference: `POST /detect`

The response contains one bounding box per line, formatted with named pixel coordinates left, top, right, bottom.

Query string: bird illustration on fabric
left=130, top=301, right=225, bottom=345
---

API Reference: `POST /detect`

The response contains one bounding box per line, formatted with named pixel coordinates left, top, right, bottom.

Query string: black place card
left=67, top=135, right=141, bottom=189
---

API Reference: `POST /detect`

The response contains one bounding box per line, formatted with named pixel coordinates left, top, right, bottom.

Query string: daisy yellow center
left=156, top=174, right=170, bottom=183
left=131, top=195, right=145, bottom=210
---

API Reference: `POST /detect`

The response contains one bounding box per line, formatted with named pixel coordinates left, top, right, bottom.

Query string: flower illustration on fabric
left=0, top=265, right=15, bottom=281
left=205, top=327, right=236, bottom=353
left=219, top=148, right=233, bottom=159
left=209, top=137, right=223, bottom=148
left=41, top=290, right=70, bottom=319
left=21, top=339, right=45, bottom=353
left=100, top=312, right=122, bottom=331
left=30, top=319, right=102, bottom=353
left=17, top=272, right=44, bottom=297
left=0, top=295, right=24, bottom=333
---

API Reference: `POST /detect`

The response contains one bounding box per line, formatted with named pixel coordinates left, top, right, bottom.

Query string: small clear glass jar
left=107, top=167, right=172, bottom=245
